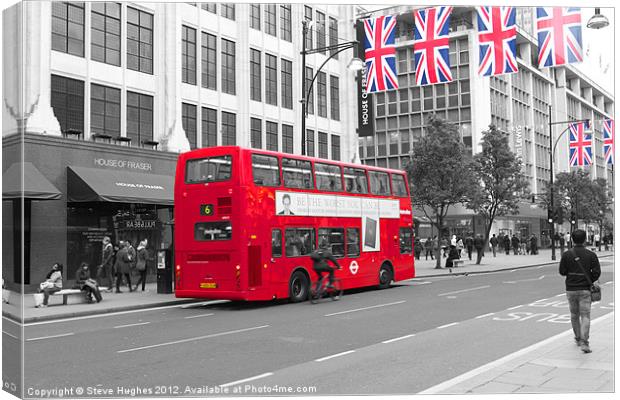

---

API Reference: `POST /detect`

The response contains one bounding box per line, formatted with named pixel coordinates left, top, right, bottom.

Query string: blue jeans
left=566, top=290, right=592, bottom=344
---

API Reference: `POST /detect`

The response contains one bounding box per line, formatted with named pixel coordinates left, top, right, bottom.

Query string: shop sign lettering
left=94, top=158, right=152, bottom=171
left=121, top=220, right=157, bottom=229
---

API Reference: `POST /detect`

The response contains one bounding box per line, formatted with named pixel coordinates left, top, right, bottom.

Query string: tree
left=467, top=125, right=530, bottom=248
left=551, top=170, right=597, bottom=233
left=587, top=178, right=612, bottom=250
left=404, top=115, right=476, bottom=268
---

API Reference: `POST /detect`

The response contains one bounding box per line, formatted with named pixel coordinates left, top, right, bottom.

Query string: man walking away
left=465, top=234, right=474, bottom=260
left=424, top=237, right=434, bottom=260
left=559, top=232, right=566, bottom=255
left=565, top=232, right=572, bottom=249
left=559, top=229, right=601, bottom=354
left=97, top=237, right=114, bottom=293
left=474, top=234, right=484, bottom=265
left=511, top=234, right=520, bottom=255
left=490, top=234, right=498, bottom=257
left=503, top=235, right=511, bottom=255
left=530, top=234, right=538, bottom=255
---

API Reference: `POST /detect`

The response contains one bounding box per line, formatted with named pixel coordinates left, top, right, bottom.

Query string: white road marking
left=2, top=331, right=19, bottom=340
left=510, top=269, right=518, bottom=272
left=437, top=322, right=459, bottom=330
left=220, top=373, right=274, bottom=388
left=555, top=294, right=565, bottom=297
left=382, top=334, right=416, bottom=344
left=420, top=312, right=614, bottom=394
left=184, top=313, right=215, bottom=319
left=180, top=300, right=229, bottom=309
left=506, top=305, right=522, bottom=310
left=315, top=350, right=356, bottom=362
left=23, top=300, right=229, bottom=327
left=438, top=286, right=490, bottom=297
left=324, top=301, right=406, bottom=317
left=503, top=275, right=545, bottom=284
left=604, top=281, right=613, bottom=285
left=2, top=316, right=22, bottom=326
left=113, top=322, right=151, bottom=329
left=27, top=332, right=75, bottom=341
left=475, top=313, right=495, bottom=319
left=447, top=296, right=457, bottom=299
left=117, top=325, right=269, bottom=353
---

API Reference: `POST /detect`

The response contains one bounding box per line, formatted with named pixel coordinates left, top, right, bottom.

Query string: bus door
left=269, top=229, right=284, bottom=284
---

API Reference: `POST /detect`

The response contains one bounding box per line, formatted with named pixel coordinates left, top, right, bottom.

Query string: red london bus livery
left=174, top=146, right=414, bottom=301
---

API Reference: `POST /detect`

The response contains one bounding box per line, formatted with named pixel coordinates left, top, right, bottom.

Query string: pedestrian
left=97, top=236, right=115, bottom=293
left=497, top=234, right=504, bottom=252
left=603, top=235, right=609, bottom=251
left=511, top=234, right=520, bottom=255
left=553, top=232, right=561, bottom=249
left=424, top=237, right=434, bottom=260
left=559, top=232, right=566, bottom=254
left=37, top=263, right=63, bottom=308
left=74, top=262, right=102, bottom=303
left=594, top=232, right=600, bottom=250
left=565, top=231, right=572, bottom=249
left=134, top=239, right=149, bottom=291
left=559, top=229, right=601, bottom=353
left=414, top=238, right=422, bottom=260
left=530, top=234, right=538, bottom=255
left=127, top=240, right=137, bottom=270
left=489, top=234, right=498, bottom=257
left=450, top=234, right=457, bottom=247
left=440, top=237, right=449, bottom=258
left=503, top=235, right=511, bottom=255
left=456, top=237, right=464, bottom=258
left=445, top=245, right=460, bottom=268
left=474, top=234, right=484, bottom=265
left=114, top=241, right=133, bottom=293
left=465, top=234, right=474, bottom=260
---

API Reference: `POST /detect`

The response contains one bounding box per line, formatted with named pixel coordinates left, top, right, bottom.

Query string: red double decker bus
left=174, top=146, right=414, bottom=302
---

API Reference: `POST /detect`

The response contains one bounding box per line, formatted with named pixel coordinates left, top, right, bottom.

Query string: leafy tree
left=552, top=170, right=597, bottom=233
left=587, top=178, right=612, bottom=250
left=404, top=115, right=476, bottom=268
left=467, top=125, right=530, bottom=248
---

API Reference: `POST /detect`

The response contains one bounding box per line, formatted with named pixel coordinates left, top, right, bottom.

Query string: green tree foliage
left=404, top=115, right=476, bottom=268
left=467, top=126, right=530, bottom=246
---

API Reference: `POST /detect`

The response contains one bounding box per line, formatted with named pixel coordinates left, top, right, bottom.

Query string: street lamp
left=300, top=20, right=364, bottom=155
left=547, top=104, right=589, bottom=260
left=587, top=8, right=610, bottom=30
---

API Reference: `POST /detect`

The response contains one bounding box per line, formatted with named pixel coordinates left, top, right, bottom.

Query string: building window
left=316, top=11, right=326, bottom=53
left=221, top=39, right=236, bottom=95
left=250, top=4, right=261, bottom=30
left=51, top=2, right=85, bottom=57
left=250, top=49, right=262, bottom=101
left=126, top=91, right=153, bottom=145
left=305, top=67, right=314, bottom=115
left=221, top=3, right=235, bottom=20
left=306, top=129, right=315, bottom=157
left=265, top=4, right=277, bottom=36
left=221, top=111, right=236, bottom=145
left=51, top=75, right=84, bottom=134
left=281, top=59, right=293, bottom=109
left=265, top=54, right=278, bottom=106
left=90, top=83, right=120, bottom=137
left=331, top=135, right=340, bottom=161
left=329, top=17, right=338, bottom=59
left=251, top=117, right=262, bottom=149
left=330, top=75, right=340, bottom=121
left=318, top=132, right=328, bottom=158
left=127, top=7, right=153, bottom=74
left=201, top=32, right=217, bottom=90
left=201, top=107, right=217, bottom=147
left=317, top=72, right=327, bottom=118
left=201, top=3, right=216, bottom=13
left=182, top=25, right=197, bottom=85
left=266, top=121, right=278, bottom=151
left=282, top=124, right=294, bottom=153
left=280, top=4, right=292, bottom=42
left=182, top=103, right=197, bottom=149
left=91, top=2, right=120, bottom=66
left=304, top=6, right=313, bottom=49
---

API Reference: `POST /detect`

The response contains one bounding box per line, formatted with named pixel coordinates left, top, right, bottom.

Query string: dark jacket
left=559, top=245, right=601, bottom=291
left=101, top=243, right=114, bottom=267
left=503, top=236, right=511, bottom=249
left=311, top=250, right=341, bottom=272
left=465, top=237, right=474, bottom=248
left=445, top=247, right=460, bottom=268
left=473, top=237, right=484, bottom=250
left=511, top=236, right=520, bottom=247
left=136, top=247, right=148, bottom=271
left=490, top=236, right=498, bottom=246
left=114, top=247, right=132, bottom=274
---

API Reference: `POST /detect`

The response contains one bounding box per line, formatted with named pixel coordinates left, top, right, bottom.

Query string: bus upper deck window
left=185, top=155, right=232, bottom=184
left=369, top=171, right=390, bottom=196
left=252, top=154, right=280, bottom=186
left=344, top=167, right=368, bottom=194
left=391, top=174, right=409, bottom=197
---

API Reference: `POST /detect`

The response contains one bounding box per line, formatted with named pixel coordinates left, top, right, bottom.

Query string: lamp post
left=547, top=104, right=590, bottom=260
left=300, top=20, right=364, bottom=155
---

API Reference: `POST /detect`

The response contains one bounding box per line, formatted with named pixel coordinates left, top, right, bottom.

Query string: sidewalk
left=422, top=312, right=614, bottom=394
left=413, top=248, right=614, bottom=278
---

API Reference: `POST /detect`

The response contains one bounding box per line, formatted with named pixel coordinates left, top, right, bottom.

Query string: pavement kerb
left=414, top=253, right=614, bottom=279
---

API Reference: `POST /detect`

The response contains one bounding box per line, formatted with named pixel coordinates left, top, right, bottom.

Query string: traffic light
left=570, top=211, right=576, bottom=224
left=547, top=209, right=554, bottom=223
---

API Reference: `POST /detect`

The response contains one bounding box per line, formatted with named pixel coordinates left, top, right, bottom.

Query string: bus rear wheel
left=289, top=271, right=309, bottom=303
left=378, top=263, right=393, bottom=289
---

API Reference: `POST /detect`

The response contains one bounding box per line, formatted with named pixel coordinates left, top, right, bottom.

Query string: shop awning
left=2, top=162, right=62, bottom=200
left=67, top=166, right=174, bottom=205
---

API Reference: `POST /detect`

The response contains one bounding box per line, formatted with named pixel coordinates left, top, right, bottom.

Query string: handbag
left=39, top=281, right=54, bottom=291
left=571, top=249, right=602, bottom=302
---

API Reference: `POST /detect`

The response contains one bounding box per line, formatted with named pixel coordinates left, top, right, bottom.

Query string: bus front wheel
left=378, top=263, right=393, bottom=289
left=289, top=271, right=309, bottom=303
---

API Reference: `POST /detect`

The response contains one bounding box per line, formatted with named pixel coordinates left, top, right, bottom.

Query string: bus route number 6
left=200, top=204, right=214, bottom=216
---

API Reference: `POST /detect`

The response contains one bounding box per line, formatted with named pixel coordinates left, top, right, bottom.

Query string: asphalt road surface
left=9, top=258, right=614, bottom=397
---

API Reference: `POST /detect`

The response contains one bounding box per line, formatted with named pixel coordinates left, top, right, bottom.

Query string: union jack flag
left=603, top=119, right=614, bottom=165
left=476, top=7, right=518, bottom=77
left=413, top=6, right=453, bottom=86
left=536, top=7, right=583, bottom=67
left=568, top=121, right=592, bottom=167
left=363, top=15, right=398, bottom=93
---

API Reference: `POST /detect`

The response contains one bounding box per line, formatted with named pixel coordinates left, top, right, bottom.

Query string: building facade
left=2, top=2, right=360, bottom=291
left=358, top=6, right=614, bottom=242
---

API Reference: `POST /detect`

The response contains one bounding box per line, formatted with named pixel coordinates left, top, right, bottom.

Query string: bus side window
left=318, top=228, right=345, bottom=257
left=252, top=154, right=280, bottom=186
left=399, top=228, right=413, bottom=254
left=391, top=174, right=408, bottom=197
left=272, top=229, right=282, bottom=258
left=346, top=228, right=360, bottom=257
left=344, top=167, right=368, bottom=194
left=369, top=171, right=391, bottom=196
left=285, top=228, right=316, bottom=257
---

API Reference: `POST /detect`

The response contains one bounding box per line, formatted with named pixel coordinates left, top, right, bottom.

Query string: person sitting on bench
left=37, top=263, right=63, bottom=308
left=74, top=263, right=102, bottom=303
left=445, top=245, right=460, bottom=268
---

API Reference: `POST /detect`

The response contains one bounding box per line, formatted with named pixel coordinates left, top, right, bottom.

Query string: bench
left=452, top=260, right=466, bottom=268
left=51, top=287, right=109, bottom=305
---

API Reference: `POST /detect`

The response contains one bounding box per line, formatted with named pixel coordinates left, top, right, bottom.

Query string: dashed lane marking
left=437, top=322, right=459, bottom=330
left=26, top=332, right=75, bottom=341
left=475, top=313, right=495, bottom=319
left=113, top=322, right=151, bottom=329
left=315, top=350, right=356, bottom=362
left=220, top=373, right=274, bottom=388
left=438, top=286, right=490, bottom=297
left=382, top=334, right=416, bottom=344
left=503, top=275, right=545, bottom=284
left=2, top=331, right=19, bottom=340
left=506, top=305, right=522, bottom=310
left=324, top=301, right=406, bottom=317
left=184, top=313, right=215, bottom=319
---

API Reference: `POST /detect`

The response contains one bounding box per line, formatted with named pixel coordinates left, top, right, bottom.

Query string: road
left=8, top=258, right=614, bottom=397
